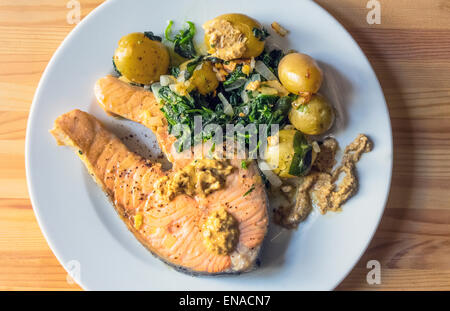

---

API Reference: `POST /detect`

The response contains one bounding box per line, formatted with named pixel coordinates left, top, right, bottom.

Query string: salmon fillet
left=95, top=76, right=178, bottom=163
left=50, top=109, right=268, bottom=274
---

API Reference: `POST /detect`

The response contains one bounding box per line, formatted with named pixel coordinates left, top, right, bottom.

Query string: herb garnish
left=243, top=184, right=256, bottom=197
left=241, top=160, right=249, bottom=169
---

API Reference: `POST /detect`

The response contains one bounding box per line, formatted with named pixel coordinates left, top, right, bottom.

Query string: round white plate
left=26, top=0, right=392, bottom=290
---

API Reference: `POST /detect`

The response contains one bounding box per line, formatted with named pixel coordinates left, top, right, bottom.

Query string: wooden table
left=0, top=0, right=449, bottom=291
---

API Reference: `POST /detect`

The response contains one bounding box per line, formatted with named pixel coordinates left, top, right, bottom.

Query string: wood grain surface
left=0, top=0, right=449, bottom=291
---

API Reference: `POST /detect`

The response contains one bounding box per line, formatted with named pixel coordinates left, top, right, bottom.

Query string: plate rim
left=25, top=0, right=393, bottom=291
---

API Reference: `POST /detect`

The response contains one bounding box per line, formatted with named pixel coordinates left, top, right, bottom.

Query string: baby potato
left=113, top=32, right=169, bottom=85
left=265, top=129, right=313, bottom=178
left=180, top=60, right=219, bottom=95
left=278, top=53, right=323, bottom=94
left=288, top=94, right=335, bottom=135
left=203, top=13, right=265, bottom=60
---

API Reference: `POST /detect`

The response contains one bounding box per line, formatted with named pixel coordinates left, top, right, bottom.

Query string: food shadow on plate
left=258, top=215, right=294, bottom=272
left=82, top=103, right=172, bottom=264
left=318, top=61, right=352, bottom=137
left=258, top=203, right=321, bottom=275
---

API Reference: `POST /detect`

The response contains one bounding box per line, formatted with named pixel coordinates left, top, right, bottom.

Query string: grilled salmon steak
left=51, top=109, right=268, bottom=274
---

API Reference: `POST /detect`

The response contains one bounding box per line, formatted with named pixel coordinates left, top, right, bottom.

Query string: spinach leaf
left=223, top=65, right=246, bottom=86
left=288, top=131, right=313, bottom=177
left=144, top=31, right=162, bottom=42
left=184, top=56, right=204, bottom=80
left=165, top=20, right=197, bottom=59
left=258, top=49, right=284, bottom=73
left=204, top=56, right=224, bottom=64
left=170, top=66, right=180, bottom=78
left=252, top=27, right=270, bottom=41
left=112, top=57, right=121, bottom=76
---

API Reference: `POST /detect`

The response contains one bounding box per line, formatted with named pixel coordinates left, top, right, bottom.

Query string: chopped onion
left=241, top=104, right=250, bottom=115
left=258, top=86, right=278, bottom=96
left=177, top=71, right=186, bottom=83
left=218, top=92, right=234, bottom=116
left=224, top=78, right=246, bottom=91
left=169, top=83, right=178, bottom=93
left=150, top=83, right=162, bottom=102
left=251, top=73, right=261, bottom=82
left=250, top=57, right=256, bottom=70
left=241, top=90, right=250, bottom=103
left=195, top=63, right=203, bottom=72
left=258, top=161, right=282, bottom=188
left=159, top=75, right=173, bottom=86
left=255, top=60, right=278, bottom=81
left=271, top=22, right=289, bottom=37
left=312, top=141, right=321, bottom=153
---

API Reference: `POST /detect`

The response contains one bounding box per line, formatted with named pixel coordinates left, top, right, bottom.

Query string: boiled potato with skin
left=278, top=53, right=323, bottom=94
left=180, top=60, right=219, bottom=95
left=265, top=129, right=313, bottom=178
left=289, top=94, right=335, bottom=135
left=113, top=32, right=169, bottom=85
left=203, top=13, right=265, bottom=60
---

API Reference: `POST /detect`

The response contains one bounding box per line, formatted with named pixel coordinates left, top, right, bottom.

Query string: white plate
left=26, top=0, right=392, bottom=290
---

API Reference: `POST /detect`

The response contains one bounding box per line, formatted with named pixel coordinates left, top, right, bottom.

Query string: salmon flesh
left=51, top=107, right=268, bottom=274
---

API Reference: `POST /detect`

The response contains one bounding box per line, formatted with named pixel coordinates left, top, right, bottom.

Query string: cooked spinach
left=159, top=86, right=230, bottom=151
left=223, top=65, right=246, bottom=86
left=288, top=131, right=313, bottom=177
left=252, top=27, right=270, bottom=41
left=204, top=56, right=224, bottom=64
left=144, top=31, right=162, bottom=42
left=158, top=42, right=291, bottom=154
left=170, top=66, right=180, bottom=78
left=184, top=56, right=204, bottom=80
left=258, top=49, right=284, bottom=74
left=165, top=20, right=197, bottom=59
left=159, top=82, right=293, bottom=153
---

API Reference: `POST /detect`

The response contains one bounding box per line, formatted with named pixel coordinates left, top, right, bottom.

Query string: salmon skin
left=51, top=109, right=268, bottom=275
